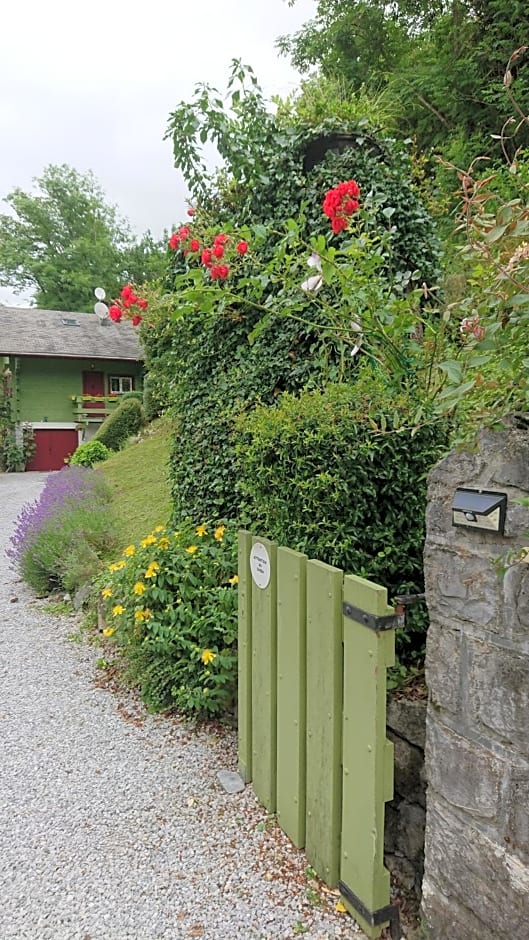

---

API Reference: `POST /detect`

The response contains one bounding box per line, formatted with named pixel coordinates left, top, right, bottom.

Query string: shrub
left=70, top=440, right=113, bottom=468
left=119, top=391, right=143, bottom=403
left=94, top=397, right=145, bottom=451
left=235, top=374, right=448, bottom=668
left=99, top=520, right=238, bottom=716
left=7, top=467, right=116, bottom=594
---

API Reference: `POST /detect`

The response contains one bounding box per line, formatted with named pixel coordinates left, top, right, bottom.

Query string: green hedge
left=94, top=397, right=145, bottom=451
left=70, top=440, right=113, bottom=467
left=235, top=376, right=447, bottom=666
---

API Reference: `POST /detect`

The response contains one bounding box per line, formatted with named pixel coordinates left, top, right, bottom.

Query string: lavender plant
left=7, top=467, right=117, bottom=594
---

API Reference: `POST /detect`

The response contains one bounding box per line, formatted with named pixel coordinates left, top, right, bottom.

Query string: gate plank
left=237, top=530, right=253, bottom=783
left=250, top=537, right=278, bottom=812
left=276, top=546, right=307, bottom=848
left=305, top=559, right=343, bottom=887
left=340, top=574, right=395, bottom=938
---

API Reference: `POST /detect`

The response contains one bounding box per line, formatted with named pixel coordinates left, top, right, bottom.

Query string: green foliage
left=277, top=0, right=529, bottom=163
left=70, top=440, right=114, bottom=468
left=162, top=64, right=441, bottom=525
left=0, top=418, right=35, bottom=472
left=165, top=59, right=440, bottom=289
left=432, top=145, right=529, bottom=436
left=235, top=376, right=448, bottom=666
left=94, top=397, right=145, bottom=451
left=0, top=164, right=167, bottom=311
left=99, top=521, right=239, bottom=715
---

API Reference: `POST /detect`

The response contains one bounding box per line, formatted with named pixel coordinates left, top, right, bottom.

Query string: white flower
left=300, top=253, right=323, bottom=292
left=350, top=320, right=363, bottom=357
left=307, top=252, right=322, bottom=271
left=301, top=274, right=323, bottom=292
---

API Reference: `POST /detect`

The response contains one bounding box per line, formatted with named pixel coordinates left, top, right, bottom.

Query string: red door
left=82, top=371, right=105, bottom=408
left=26, top=429, right=79, bottom=471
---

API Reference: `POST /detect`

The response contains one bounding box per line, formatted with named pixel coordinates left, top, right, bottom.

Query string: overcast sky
left=1, top=0, right=316, bottom=305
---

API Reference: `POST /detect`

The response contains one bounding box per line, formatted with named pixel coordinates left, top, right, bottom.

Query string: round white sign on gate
left=250, top=542, right=271, bottom=590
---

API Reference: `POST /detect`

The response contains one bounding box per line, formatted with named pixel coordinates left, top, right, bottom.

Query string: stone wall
left=422, top=426, right=529, bottom=939
left=385, top=697, right=427, bottom=899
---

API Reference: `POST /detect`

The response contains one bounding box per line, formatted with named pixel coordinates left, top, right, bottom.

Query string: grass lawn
left=97, top=417, right=173, bottom=551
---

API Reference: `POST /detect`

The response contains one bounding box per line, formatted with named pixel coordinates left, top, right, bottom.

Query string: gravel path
left=0, top=473, right=363, bottom=940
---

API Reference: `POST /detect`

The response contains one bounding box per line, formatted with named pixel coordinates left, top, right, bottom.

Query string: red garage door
left=26, top=429, right=79, bottom=472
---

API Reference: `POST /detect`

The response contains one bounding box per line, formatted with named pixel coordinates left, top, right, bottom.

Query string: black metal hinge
left=338, top=881, right=402, bottom=940
left=343, top=602, right=398, bottom=632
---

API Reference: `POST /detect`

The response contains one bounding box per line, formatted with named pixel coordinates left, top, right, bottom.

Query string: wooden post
left=250, top=536, right=277, bottom=812
left=237, top=530, right=253, bottom=783
left=339, top=574, right=396, bottom=939
left=305, top=559, right=343, bottom=887
left=276, top=546, right=307, bottom=848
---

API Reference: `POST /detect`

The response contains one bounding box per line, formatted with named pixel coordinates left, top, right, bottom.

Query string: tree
left=278, top=1, right=529, bottom=158
left=0, top=165, right=167, bottom=312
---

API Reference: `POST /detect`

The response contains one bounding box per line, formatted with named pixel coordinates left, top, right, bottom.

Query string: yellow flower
left=196, top=524, right=207, bottom=537
left=228, top=574, right=239, bottom=585
left=186, top=545, right=198, bottom=555
left=140, top=534, right=157, bottom=548
left=201, top=648, right=216, bottom=665
left=214, top=525, right=226, bottom=542
left=133, top=581, right=146, bottom=595
left=123, top=544, right=136, bottom=557
left=102, top=627, right=115, bottom=637
left=158, top=537, right=170, bottom=550
left=112, top=605, right=125, bottom=617
left=108, top=561, right=126, bottom=573
left=154, top=525, right=165, bottom=533
left=145, top=561, right=160, bottom=579
left=134, top=608, right=153, bottom=623
left=101, top=587, right=112, bottom=599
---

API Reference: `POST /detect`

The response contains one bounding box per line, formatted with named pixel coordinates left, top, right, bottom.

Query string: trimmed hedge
left=235, top=376, right=448, bottom=666
left=94, top=397, right=145, bottom=451
left=70, top=440, right=113, bottom=468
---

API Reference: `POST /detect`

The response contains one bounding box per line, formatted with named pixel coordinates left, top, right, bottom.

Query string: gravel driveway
left=0, top=472, right=362, bottom=940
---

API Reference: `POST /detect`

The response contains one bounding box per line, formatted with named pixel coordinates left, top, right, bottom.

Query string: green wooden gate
left=238, top=531, right=401, bottom=939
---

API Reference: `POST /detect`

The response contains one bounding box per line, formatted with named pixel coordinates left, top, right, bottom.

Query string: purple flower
left=6, top=467, right=108, bottom=568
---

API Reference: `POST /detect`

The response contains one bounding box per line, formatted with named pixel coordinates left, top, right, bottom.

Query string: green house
left=0, top=306, right=144, bottom=471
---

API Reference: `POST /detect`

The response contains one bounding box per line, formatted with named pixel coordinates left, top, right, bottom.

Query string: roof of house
left=0, top=306, right=144, bottom=361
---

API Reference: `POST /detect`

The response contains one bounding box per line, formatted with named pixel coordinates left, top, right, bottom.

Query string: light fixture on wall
left=452, top=488, right=507, bottom=534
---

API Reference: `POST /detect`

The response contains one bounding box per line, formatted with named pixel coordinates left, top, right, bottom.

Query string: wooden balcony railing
left=71, top=395, right=121, bottom=424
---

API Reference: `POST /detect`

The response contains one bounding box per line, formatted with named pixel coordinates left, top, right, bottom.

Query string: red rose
left=217, top=264, right=229, bottom=280
left=121, top=285, right=132, bottom=299
left=210, top=265, right=220, bottom=280
left=138, top=298, right=148, bottom=310
left=122, top=298, right=132, bottom=309
left=213, top=244, right=224, bottom=259
left=169, top=233, right=179, bottom=251
left=131, top=315, right=143, bottom=327
left=331, top=216, right=348, bottom=234
left=344, top=199, right=359, bottom=215
left=187, top=208, right=195, bottom=217
left=109, top=306, right=122, bottom=322
left=236, top=241, right=248, bottom=255
left=201, top=248, right=212, bottom=267
left=213, top=233, right=229, bottom=246
left=190, top=239, right=200, bottom=252
left=178, top=225, right=191, bottom=239
left=129, top=293, right=138, bottom=305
